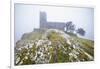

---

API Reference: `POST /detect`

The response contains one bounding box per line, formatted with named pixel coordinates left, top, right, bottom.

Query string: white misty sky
left=15, top=4, right=94, bottom=43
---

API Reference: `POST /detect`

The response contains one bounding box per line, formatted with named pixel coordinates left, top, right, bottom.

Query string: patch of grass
left=65, top=32, right=77, bottom=37
left=72, top=36, right=94, bottom=57
left=21, top=32, right=43, bottom=40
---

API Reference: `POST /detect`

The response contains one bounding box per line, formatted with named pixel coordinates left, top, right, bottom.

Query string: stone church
left=40, top=12, right=72, bottom=31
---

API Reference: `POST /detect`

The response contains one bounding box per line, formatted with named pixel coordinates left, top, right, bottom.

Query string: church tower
left=40, top=12, right=47, bottom=28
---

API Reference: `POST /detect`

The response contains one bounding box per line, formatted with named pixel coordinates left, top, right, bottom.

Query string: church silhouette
left=40, top=12, right=72, bottom=31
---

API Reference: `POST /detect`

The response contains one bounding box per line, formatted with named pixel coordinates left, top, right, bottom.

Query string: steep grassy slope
left=15, top=29, right=94, bottom=65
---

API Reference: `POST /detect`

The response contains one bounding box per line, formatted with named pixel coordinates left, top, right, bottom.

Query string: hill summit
left=15, top=29, right=94, bottom=65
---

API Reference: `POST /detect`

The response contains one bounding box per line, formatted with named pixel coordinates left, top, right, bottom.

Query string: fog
left=14, top=4, right=94, bottom=43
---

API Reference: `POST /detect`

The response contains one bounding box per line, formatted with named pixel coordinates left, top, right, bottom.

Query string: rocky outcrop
left=15, top=29, right=94, bottom=65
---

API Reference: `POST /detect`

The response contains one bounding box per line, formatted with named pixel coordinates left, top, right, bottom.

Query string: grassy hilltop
left=15, top=29, right=94, bottom=65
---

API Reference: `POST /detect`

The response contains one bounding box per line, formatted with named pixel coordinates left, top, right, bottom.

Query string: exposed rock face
left=15, top=29, right=94, bottom=65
